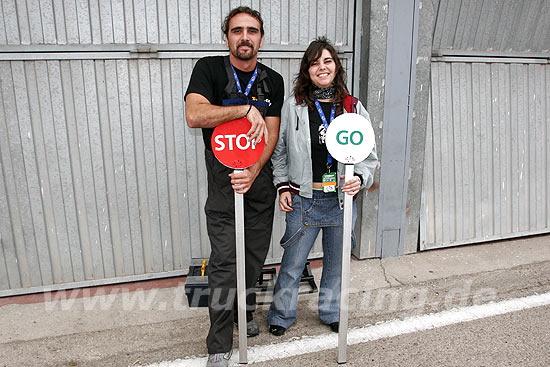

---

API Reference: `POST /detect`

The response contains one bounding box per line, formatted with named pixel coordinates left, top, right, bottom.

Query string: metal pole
left=234, top=169, right=247, bottom=364
left=338, top=164, right=354, bottom=363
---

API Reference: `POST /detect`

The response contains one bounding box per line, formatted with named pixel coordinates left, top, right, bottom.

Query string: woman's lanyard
left=314, top=99, right=338, bottom=192
left=314, top=99, right=336, bottom=168
left=230, top=63, right=258, bottom=96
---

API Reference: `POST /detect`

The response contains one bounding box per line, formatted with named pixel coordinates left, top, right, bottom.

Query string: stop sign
left=211, top=117, right=265, bottom=169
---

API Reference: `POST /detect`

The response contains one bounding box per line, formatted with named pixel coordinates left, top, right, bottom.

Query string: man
left=185, top=6, right=284, bottom=367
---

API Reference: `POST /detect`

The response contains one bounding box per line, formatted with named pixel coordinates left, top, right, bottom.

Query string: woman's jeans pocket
left=280, top=192, right=344, bottom=249
left=280, top=195, right=304, bottom=249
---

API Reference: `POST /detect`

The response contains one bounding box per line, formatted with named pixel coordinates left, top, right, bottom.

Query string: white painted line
left=146, top=291, right=550, bottom=367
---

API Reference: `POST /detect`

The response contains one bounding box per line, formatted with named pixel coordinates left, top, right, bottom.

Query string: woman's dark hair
left=222, top=6, right=264, bottom=37
left=294, top=37, right=348, bottom=112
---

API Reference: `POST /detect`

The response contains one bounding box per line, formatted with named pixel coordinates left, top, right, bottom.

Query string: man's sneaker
left=234, top=319, right=260, bottom=337
left=206, top=351, right=231, bottom=367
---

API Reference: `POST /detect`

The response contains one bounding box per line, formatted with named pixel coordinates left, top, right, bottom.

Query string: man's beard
left=233, top=41, right=256, bottom=60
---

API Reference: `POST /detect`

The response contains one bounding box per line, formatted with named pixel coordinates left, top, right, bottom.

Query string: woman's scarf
left=312, top=85, right=335, bottom=100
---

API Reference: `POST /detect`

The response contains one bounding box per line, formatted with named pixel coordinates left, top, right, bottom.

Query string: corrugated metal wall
left=0, top=0, right=352, bottom=47
left=422, top=61, right=550, bottom=249
left=0, top=1, right=358, bottom=295
left=432, top=0, right=550, bottom=53
left=421, top=0, right=550, bottom=249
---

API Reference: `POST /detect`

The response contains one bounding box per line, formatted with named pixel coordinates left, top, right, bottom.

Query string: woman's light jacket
left=271, top=95, right=378, bottom=208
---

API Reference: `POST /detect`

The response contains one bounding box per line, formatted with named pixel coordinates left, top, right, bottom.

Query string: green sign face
left=336, top=130, right=364, bottom=145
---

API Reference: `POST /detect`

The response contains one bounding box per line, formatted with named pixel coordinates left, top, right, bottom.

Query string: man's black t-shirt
left=185, top=56, right=284, bottom=150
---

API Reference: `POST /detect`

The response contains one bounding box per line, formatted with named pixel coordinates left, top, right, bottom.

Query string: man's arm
left=229, top=115, right=280, bottom=194
left=185, top=93, right=268, bottom=143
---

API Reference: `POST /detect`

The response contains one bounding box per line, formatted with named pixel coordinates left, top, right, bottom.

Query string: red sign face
left=211, top=118, right=265, bottom=169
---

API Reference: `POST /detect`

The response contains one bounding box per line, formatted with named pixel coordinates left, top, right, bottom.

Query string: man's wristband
left=244, top=104, right=252, bottom=118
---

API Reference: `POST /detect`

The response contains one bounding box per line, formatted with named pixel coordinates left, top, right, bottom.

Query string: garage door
left=420, top=0, right=550, bottom=249
left=0, top=0, right=360, bottom=296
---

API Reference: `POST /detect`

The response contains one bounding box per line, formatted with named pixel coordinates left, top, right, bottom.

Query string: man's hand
left=245, top=105, right=268, bottom=145
left=186, top=93, right=269, bottom=145
left=229, top=163, right=261, bottom=194
left=278, top=191, right=293, bottom=212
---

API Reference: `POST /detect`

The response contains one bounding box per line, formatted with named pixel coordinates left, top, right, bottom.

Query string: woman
left=267, top=37, right=378, bottom=336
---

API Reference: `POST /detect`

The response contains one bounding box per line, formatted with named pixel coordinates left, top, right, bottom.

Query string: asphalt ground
left=0, top=235, right=549, bottom=367
left=257, top=305, right=550, bottom=367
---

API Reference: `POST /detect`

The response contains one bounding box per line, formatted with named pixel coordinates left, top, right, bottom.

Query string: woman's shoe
left=329, top=322, right=339, bottom=333
left=269, top=324, right=286, bottom=336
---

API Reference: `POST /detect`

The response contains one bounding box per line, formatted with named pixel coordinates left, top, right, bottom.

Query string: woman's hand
left=341, top=175, right=361, bottom=196
left=279, top=191, right=293, bottom=212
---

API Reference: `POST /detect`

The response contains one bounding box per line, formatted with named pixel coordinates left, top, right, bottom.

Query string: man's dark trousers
left=204, top=149, right=276, bottom=353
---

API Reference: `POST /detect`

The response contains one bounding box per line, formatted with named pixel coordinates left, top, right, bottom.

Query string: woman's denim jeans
left=267, top=190, right=356, bottom=328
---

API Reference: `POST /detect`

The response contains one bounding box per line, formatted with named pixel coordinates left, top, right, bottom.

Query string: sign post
left=211, top=117, right=265, bottom=365
left=233, top=167, right=246, bottom=364
left=326, top=113, right=375, bottom=364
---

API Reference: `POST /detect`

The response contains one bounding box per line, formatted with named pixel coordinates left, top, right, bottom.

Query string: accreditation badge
left=322, top=172, right=337, bottom=193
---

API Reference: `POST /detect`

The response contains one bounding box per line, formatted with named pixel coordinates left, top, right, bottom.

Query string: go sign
left=336, top=130, right=364, bottom=145
left=211, top=117, right=265, bottom=169
left=326, top=113, right=375, bottom=164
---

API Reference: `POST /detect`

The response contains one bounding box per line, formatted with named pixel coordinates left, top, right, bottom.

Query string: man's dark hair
left=222, top=6, right=264, bottom=37
left=294, top=37, right=348, bottom=112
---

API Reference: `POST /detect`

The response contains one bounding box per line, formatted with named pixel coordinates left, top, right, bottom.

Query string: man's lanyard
left=230, top=63, right=258, bottom=96
left=314, top=99, right=336, bottom=169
